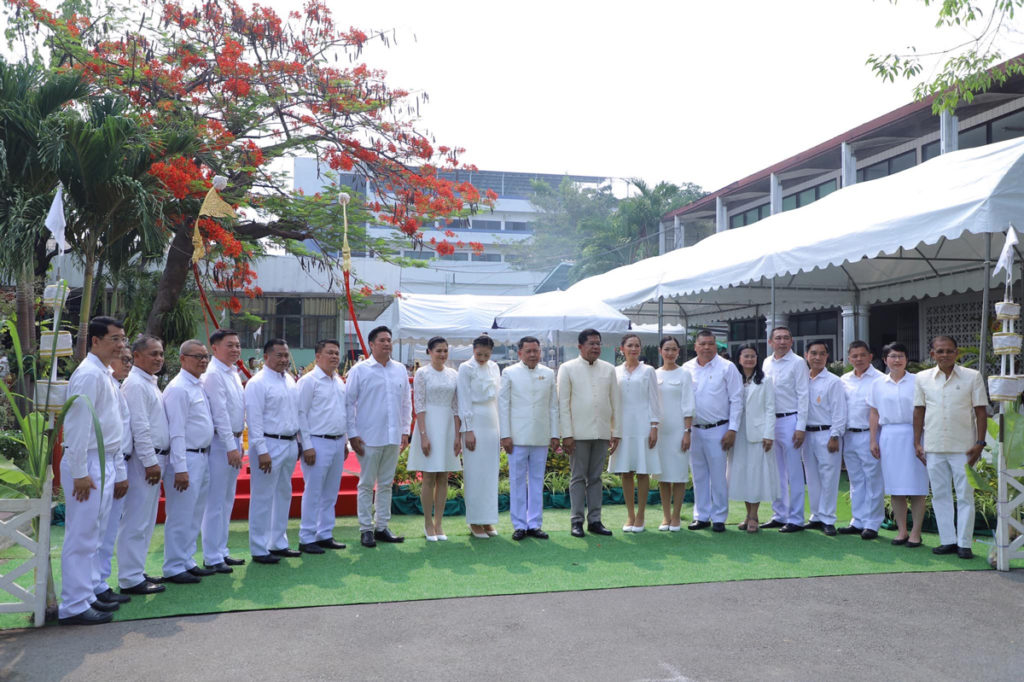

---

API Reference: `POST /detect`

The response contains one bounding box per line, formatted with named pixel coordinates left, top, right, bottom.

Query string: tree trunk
left=74, top=246, right=97, bottom=361
left=146, top=222, right=194, bottom=340
left=15, top=261, right=37, bottom=356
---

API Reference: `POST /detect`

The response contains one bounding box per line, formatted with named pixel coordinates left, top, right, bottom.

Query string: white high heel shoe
left=425, top=530, right=438, bottom=542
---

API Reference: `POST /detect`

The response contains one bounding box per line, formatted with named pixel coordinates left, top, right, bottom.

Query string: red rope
left=192, top=262, right=252, bottom=379
left=344, top=270, right=368, bottom=357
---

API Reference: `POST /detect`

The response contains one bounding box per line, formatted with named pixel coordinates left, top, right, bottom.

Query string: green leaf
left=0, top=456, right=32, bottom=487
left=966, top=462, right=995, bottom=496
left=0, top=481, right=28, bottom=499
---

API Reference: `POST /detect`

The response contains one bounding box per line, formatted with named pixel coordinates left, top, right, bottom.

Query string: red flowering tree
left=4, top=0, right=496, bottom=339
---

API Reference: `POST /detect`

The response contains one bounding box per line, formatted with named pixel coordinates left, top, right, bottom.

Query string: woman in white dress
left=407, top=337, right=462, bottom=542
left=457, top=335, right=501, bottom=539
left=655, top=336, right=694, bottom=531
left=610, top=333, right=661, bottom=533
left=727, top=344, right=779, bottom=533
left=868, top=342, right=928, bottom=548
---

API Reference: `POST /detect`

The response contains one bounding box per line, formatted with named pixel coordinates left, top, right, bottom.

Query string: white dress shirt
left=841, top=365, right=884, bottom=430
left=867, top=372, right=916, bottom=425
left=344, top=356, right=412, bottom=447
left=556, top=355, right=621, bottom=440
left=499, top=361, right=559, bottom=446
left=121, top=365, right=169, bottom=468
left=913, top=365, right=988, bottom=453
left=201, top=356, right=245, bottom=453
left=682, top=354, right=743, bottom=431
left=62, top=353, right=123, bottom=480
left=763, top=350, right=810, bottom=430
left=112, top=370, right=129, bottom=482
left=245, top=367, right=302, bottom=456
left=297, top=365, right=347, bottom=443
left=807, top=370, right=847, bottom=439
left=162, top=371, right=215, bottom=474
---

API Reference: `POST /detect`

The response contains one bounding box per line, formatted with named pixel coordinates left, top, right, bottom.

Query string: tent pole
left=658, top=296, right=664, bottom=337
left=980, top=233, right=992, bottom=375
left=770, top=277, right=776, bottom=341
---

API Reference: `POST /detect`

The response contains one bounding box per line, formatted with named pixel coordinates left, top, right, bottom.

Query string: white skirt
left=879, top=423, right=930, bottom=496
left=608, top=435, right=661, bottom=475
left=656, top=420, right=690, bottom=482
left=407, top=404, right=461, bottom=473
left=727, top=439, right=780, bottom=503
left=463, top=400, right=499, bottom=524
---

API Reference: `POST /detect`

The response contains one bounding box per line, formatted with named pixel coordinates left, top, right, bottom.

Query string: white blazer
left=743, top=379, right=776, bottom=443
left=498, top=361, right=558, bottom=446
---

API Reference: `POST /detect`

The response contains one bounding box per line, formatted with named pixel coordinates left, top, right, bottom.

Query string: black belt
left=312, top=434, right=344, bottom=440
left=124, top=454, right=130, bottom=461
left=806, top=425, right=831, bottom=432
left=265, top=433, right=296, bottom=441
left=847, top=427, right=869, bottom=433
left=186, top=447, right=210, bottom=454
left=233, top=431, right=243, bottom=438
left=155, top=448, right=170, bottom=456
left=776, top=411, right=797, bottom=418
left=694, top=419, right=729, bottom=430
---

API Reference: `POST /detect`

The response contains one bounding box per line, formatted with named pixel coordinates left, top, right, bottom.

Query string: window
left=228, top=296, right=338, bottom=349
left=468, top=219, right=501, bottom=231
left=922, top=140, right=940, bottom=162
left=472, top=253, right=502, bottom=262
left=728, top=203, right=769, bottom=229
left=855, top=151, right=915, bottom=183
left=505, top=221, right=532, bottom=232
left=782, top=178, right=837, bottom=211
left=437, top=252, right=469, bottom=261
left=990, top=108, right=1024, bottom=144
left=958, top=124, right=988, bottom=150
left=782, top=194, right=797, bottom=212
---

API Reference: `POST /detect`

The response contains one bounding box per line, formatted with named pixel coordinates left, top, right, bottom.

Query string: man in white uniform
left=557, top=329, right=621, bottom=538
left=761, top=326, right=809, bottom=531
left=683, top=329, right=743, bottom=533
left=913, top=335, right=988, bottom=559
left=499, top=336, right=559, bottom=541
left=296, top=339, right=348, bottom=554
left=840, top=341, right=885, bottom=539
left=345, top=326, right=412, bottom=548
left=803, top=340, right=847, bottom=536
left=58, top=316, right=128, bottom=625
left=246, top=338, right=304, bottom=563
left=161, top=340, right=215, bottom=583
left=116, top=336, right=168, bottom=595
left=200, top=329, right=246, bottom=573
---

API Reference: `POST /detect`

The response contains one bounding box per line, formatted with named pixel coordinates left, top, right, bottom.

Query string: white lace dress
left=407, top=366, right=461, bottom=473
left=608, top=362, right=662, bottom=475
left=457, top=359, right=500, bottom=524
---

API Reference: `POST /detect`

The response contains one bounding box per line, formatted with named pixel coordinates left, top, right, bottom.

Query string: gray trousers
left=570, top=439, right=608, bottom=524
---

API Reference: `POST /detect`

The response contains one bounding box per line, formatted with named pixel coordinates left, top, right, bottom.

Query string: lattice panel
left=0, top=488, right=53, bottom=627
left=924, top=298, right=984, bottom=361
left=997, top=465, right=1024, bottom=570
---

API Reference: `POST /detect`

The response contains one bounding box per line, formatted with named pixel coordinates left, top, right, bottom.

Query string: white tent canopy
left=493, top=289, right=631, bottom=333
left=374, top=293, right=528, bottom=343
left=567, top=137, right=1024, bottom=326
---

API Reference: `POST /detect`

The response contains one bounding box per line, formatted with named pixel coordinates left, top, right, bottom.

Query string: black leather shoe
left=891, top=537, right=909, bottom=546
left=59, top=607, right=113, bottom=625
left=837, top=525, right=863, bottom=535
left=223, top=556, right=246, bottom=566
left=90, top=599, right=119, bottom=612
left=688, top=520, right=711, bottom=531
left=860, top=529, right=879, bottom=540
left=269, top=548, right=301, bottom=558
left=957, top=547, right=974, bottom=559
left=779, top=523, right=805, bottom=533
left=164, top=571, right=201, bottom=584
left=711, top=522, right=726, bottom=533
left=932, top=543, right=958, bottom=555
left=188, top=566, right=216, bottom=577
left=317, top=538, right=347, bottom=550
left=587, top=522, right=613, bottom=536
left=759, top=519, right=785, bottom=529
left=374, top=528, right=405, bottom=543
left=121, top=580, right=165, bottom=595
left=361, top=530, right=377, bottom=547
left=527, top=528, right=549, bottom=539
left=251, top=554, right=281, bottom=564
left=95, top=588, right=131, bottom=604
left=804, top=520, right=825, bottom=530
left=299, top=542, right=326, bottom=554
left=570, top=522, right=585, bottom=538
left=203, top=562, right=233, bottom=574
left=145, top=573, right=163, bottom=583
left=906, top=540, right=923, bottom=548
left=512, top=529, right=527, bottom=541
left=823, top=524, right=837, bottom=536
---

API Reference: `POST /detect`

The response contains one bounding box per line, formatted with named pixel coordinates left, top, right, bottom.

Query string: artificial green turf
left=4, top=481, right=1014, bottom=631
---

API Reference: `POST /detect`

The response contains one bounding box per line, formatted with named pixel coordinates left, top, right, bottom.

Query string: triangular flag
left=253, top=325, right=263, bottom=345
left=994, top=226, right=1018, bottom=277
left=45, top=185, right=68, bottom=254
left=192, top=183, right=237, bottom=264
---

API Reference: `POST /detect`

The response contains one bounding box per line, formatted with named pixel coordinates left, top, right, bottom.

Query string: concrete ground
left=1, top=570, right=1022, bottom=681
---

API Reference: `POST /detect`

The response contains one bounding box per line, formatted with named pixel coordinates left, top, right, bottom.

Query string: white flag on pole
left=45, top=185, right=68, bottom=254
left=994, top=226, right=1019, bottom=277
left=253, top=325, right=263, bottom=345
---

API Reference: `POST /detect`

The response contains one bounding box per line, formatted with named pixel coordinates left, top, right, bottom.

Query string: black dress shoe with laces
left=223, top=556, right=246, bottom=566
left=164, top=571, right=201, bottom=584
left=317, top=538, right=347, bottom=550
left=90, top=599, right=119, bottom=612
left=374, top=528, right=405, bottom=543
left=860, top=529, right=879, bottom=540
left=570, top=522, right=585, bottom=538
left=203, top=562, right=234, bottom=574
left=837, top=525, right=863, bottom=535
left=759, top=519, right=785, bottom=529
left=779, top=523, right=805, bottom=533
left=932, top=543, right=958, bottom=555
left=121, top=580, right=165, bottom=595
left=251, top=554, right=281, bottom=564
left=188, top=566, right=216, bottom=577
left=59, top=607, right=113, bottom=626
left=269, top=548, right=301, bottom=558
left=711, top=522, right=726, bottom=533
left=299, top=542, right=326, bottom=554
left=823, top=524, right=837, bottom=536
left=512, top=529, right=527, bottom=541
left=527, top=528, right=549, bottom=539
left=361, top=530, right=377, bottom=547
left=804, top=520, right=825, bottom=531
left=957, top=547, right=974, bottom=559
left=688, top=520, right=711, bottom=531
left=95, top=588, right=131, bottom=604
left=587, top=522, right=613, bottom=536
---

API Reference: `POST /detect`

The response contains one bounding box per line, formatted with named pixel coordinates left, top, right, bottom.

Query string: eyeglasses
left=182, top=353, right=211, bottom=361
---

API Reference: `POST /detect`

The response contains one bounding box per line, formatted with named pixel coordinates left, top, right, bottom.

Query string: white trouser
left=299, top=435, right=346, bottom=544
left=771, top=414, right=805, bottom=525
left=510, top=445, right=548, bottom=530
left=843, top=430, right=885, bottom=531
left=690, top=424, right=730, bottom=523
left=803, top=431, right=841, bottom=525
left=926, top=452, right=975, bottom=548
left=357, top=444, right=400, bottom=532
left=59, top=453, right=114, bottom=619
left=202, top=436, right=242, bottom=565
left=162, top=449, right=210, bottom=576
left=95, top=488, right=125, bottom=593
left=116, top=454, right=166, bottom=589
left=248, top=438, right=297, bottom=555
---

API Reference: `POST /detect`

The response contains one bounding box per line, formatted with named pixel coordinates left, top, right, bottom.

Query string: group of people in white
left=55, top=318, right=987, bottom=627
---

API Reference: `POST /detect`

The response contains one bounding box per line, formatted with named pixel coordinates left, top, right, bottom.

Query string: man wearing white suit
left=499, top=336, right=559, bottom=541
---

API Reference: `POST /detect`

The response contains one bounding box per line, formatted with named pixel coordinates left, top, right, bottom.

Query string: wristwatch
left=683, top=427, right=692, bottom=433
left=975, top=440, right=987, bottom=447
